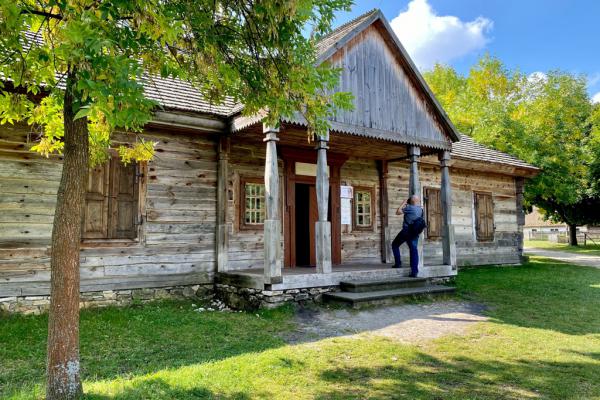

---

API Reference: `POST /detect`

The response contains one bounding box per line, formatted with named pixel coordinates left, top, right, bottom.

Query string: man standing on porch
left=392, top=195, right=424, bottom=277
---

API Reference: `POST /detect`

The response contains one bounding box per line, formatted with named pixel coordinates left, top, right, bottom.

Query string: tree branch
left=21, top=8, right=63, bottom=20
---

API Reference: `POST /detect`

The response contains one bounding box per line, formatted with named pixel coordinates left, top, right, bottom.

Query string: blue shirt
left=403, top=204, right=424, bottom=229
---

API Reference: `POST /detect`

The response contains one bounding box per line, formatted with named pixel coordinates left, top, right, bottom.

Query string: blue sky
left=333, top=0, right=600, bottom=101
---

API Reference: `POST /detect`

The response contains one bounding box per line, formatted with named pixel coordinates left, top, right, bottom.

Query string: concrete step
left=340, top=276, right=428, bottom=292
left=323, top=285, right=456, bottom=308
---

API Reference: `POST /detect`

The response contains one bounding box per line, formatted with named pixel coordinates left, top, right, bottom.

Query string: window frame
left=474, top=191, right=495, bottom=242
left=239, top=177, right=266, bottom=231
left=81, top=157, right=146, bottom=245
left=424, top=187, right=442, bottom=240
left=352, top=186, right=375, bottom=232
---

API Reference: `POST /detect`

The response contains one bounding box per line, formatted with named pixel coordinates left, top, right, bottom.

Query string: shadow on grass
left=456, top=257, right=600, bottom=336
left=316, top=350, right=600, bottom=399
left=0, top=300, right=292, bottom=398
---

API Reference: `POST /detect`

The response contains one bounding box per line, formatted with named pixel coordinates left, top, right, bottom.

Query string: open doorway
left=294, top=183, right=332, bottom=267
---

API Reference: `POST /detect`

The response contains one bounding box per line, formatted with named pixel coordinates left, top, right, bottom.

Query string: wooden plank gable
left=326, top=24, right=450, bottom=147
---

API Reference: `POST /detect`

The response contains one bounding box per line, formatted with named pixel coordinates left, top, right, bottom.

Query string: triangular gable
left=316, top=9, right=460, bottom=146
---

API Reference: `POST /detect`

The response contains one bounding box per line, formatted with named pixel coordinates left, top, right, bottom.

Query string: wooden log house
left=0, top=10, right=538, bottom=311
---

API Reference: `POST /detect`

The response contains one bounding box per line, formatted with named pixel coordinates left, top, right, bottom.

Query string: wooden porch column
left=408, top=145, right=421, bottom=196
left=263, top=124, right=282, bottom=284
left=408, top=145, right=424, bottom=271
left=377, top=160, right=392, bottom=263
left=315, top=133, right=332, bottom=274
left=216, top=136, right=230, bottom=272
left=439, top=150, right=457, bottom=268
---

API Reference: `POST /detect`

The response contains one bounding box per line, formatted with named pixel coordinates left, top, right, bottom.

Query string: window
left=475, top=192, right=494, bottom=241
left=82, top=158, right=140, bottom=240
left=240, top=180, right=265, bottom=229
left=353, top=187, right=374, bottom=230
left=425, top=188, right=442, bottom=239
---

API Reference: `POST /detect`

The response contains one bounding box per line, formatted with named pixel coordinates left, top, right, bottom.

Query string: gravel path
left=285, top=300, right=487, bottom=345
left=524, top=248, right=600, bottom=269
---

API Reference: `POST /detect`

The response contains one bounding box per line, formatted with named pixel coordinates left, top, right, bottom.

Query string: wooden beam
left=216, top=136, right=230, bottom=272
left=263, top=125, right=282, bottom=284
left=387, top=149, right=438, bottom=163
left=439, top=151, right=457, bottom=268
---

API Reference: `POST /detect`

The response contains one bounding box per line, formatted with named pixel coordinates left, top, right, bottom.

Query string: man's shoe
left=392, top=264, right=401, bottom=269
left=408, top=272, right=418, bottom=278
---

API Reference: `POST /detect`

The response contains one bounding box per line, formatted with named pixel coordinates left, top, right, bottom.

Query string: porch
left=215, top=121, right=458, bottom=291
left=216, top=263, right=455, bottom=291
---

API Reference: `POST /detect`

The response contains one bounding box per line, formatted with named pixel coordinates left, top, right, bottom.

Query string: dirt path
left=524, top=248, right=600, bottom=269
left=285, top=300, right=488, bottom=345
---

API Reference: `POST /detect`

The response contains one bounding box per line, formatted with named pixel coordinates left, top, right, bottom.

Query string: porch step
left=323, top=285, right=456, bottom=308
left=340, top=276, right=428, bottom=292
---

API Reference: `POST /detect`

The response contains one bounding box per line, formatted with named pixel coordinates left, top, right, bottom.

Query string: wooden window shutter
left=425, top=188, right=442, bottom=239
left=475, top=193, right=494, bottom=241
left=82, top=163, right=110, bottom=239
left=108, top=158, right=139, bottom=239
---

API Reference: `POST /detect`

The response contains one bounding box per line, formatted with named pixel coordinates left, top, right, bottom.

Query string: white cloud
left=390, top=0, right=493, bottom=70
left=592, top=92, right=600, bottom=104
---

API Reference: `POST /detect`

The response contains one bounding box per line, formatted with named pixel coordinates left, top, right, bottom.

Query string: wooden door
left=308, top=185, right=318, bottom=265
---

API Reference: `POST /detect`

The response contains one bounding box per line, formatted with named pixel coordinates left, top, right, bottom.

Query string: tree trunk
left=568, top=223, right=578, bottom=246
left=46, top=70, right=88, bottom=400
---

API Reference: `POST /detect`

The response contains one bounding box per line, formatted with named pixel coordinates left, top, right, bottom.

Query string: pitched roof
left=16, top=17, right=537, bottom=174
left=452, top=134, right=538, bottom=171
left=142, top=76, right=237, bottom=116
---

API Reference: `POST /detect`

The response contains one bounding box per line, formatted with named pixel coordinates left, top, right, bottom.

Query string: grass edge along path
left=525, top=239, right=600, bottom=257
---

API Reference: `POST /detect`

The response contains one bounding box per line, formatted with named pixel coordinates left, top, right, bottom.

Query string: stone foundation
left=215, top=283, right=338, bottom=311
left=0, top=284, right=213, bottom=315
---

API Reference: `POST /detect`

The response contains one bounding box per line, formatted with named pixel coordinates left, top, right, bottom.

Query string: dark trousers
left=392, top=228, right=419, bottom=275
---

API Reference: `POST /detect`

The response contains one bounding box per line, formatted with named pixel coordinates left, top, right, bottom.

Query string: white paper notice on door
left=341, top=197, right=352, bottom=225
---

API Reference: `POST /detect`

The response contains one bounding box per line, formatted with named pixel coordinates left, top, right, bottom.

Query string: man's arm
left=396, top=199, right=407, bottom=215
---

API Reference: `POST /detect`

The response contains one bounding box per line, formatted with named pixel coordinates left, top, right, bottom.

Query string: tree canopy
left=0, top=0, right=353, bottom=164
left=424, top=56, right=600, bottom=241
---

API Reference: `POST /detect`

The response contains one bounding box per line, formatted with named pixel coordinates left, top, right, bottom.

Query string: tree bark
left=46, top=70, right=88, bottom=400
left=568, top=223, right=578, bottom=246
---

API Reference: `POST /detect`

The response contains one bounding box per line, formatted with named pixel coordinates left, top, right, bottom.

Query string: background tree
left=424, top=56, right=599, bottom=245
left=0, top=1, right=352, bottom=398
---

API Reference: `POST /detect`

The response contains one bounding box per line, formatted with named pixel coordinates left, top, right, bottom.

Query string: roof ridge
left=316, top=8, right=379, bottom=44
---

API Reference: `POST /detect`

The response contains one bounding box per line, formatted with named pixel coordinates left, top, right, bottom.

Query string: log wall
left=0, top=123, right=524, bottom=298
left=0, top=124, right=218, bottom=297
left=339, top=158, right=381, bottom=263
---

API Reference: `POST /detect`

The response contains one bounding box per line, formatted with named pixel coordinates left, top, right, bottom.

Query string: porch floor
left=216, top=263, right=456, bottom=291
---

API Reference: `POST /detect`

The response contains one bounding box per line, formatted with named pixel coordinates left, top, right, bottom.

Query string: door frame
left=281, top=147, right=347, bottom=268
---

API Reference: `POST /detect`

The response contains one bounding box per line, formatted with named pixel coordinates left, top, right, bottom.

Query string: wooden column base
left=315, top=221, right=332, bottom=274
left=443, top=224, right=457, bottom=269
left=217, top=224, right=229, bottom=272
left=384, top=226, right=393, bottom=263
left=264, top=219, right=283, bottom=284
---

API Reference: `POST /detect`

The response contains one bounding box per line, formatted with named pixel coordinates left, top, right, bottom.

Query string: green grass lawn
left=525, top=239, right=600, bottom=256
left=2, top=257, right=600, bottom=399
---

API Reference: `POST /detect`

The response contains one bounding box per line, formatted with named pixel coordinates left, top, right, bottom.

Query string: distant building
left=523, top=207, right=592, bottom=240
